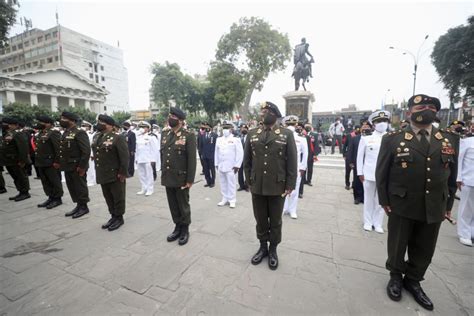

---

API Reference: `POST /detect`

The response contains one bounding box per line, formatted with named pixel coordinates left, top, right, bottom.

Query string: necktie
left=418, top=130, right=430, bottom=155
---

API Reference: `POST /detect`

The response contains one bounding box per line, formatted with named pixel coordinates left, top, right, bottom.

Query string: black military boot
left=9, top=193, right=20, bottom=200
left=65, top=204, right=80, bottom=217
left=386, top=274, right=402, bottom=301
left=108, top=216, right=124, bottom=231
left=14, top=192, right=31, bottom=202
left=268, top=244, right=278, bottom=270
left=72, top=204, right=89, bottom=218
left=251, top=241, right=268, bottom=265
left=167, top=224, right=181, bottom=242
left=102, top=217, right=116, bottom=229
left=38, top=197, right=52, bottom=208
left=46, top=198, right=62, bottom=209
left=403, top=278, right=434, bottom=311
left=178, top=225, right=189, bottom=245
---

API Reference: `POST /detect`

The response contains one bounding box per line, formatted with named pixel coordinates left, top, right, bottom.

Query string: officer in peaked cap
left=376, top=94, right=457, bottom=310
left=237, top=123, right=250, bottom=191
left=243, top=101, right=297, bottom=270
left=122, top=121, right=136, bottom=177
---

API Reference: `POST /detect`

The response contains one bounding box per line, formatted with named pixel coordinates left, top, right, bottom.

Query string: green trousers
left=64, top=170, right=89, bottom=204
left=100, top=181, right=126, bottom=216
left=386, top=213, right=441, bottom=281
left=165, top=187, right=191, bottom=226
left=6, top=165, right=29, bottom=193
left=251, top=194, right=285, bottom=245
left=38, top=167, right=63, bottom=199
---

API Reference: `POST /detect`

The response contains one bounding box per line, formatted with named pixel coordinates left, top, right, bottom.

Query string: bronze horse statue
left=292, top=58, right=314, bottom=91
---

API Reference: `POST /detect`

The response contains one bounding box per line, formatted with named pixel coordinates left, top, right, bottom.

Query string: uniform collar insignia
left=275, top=129, right=280, bottom=134
left=176, top=132, right=181, bottom=137
left=434, top=132, right=443, bottom=140
left=404, top=132, right=413, bottom=141
left=257, top=128, right=262, bottom=134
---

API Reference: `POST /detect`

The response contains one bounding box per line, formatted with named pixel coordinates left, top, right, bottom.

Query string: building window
left=2, top=70, right=7, bottom=73
left=37, top=36, right=43, bottom=43
left=52, top=31, right=58, bottom=38
left=13, top=66, right=18, bottom=71
left=17, top=43, right=23, bottom=49
left=94, top=63, right=98, bottom=73
left=100, top=65, right=104, bottom=71
left=104, top=106, right=107, bottom=111
left=55, top=56, right=59, bottom=61
left=89, top=73, right=93, bottom=79
left=33, top=61, right=38, bottom=66
left=12, top=45, right=16, bottom=51
left=5, top=48, right=10, bottom=53
left=45, top=34, right=51, bottom=41
left=24, top=41, right=29, bottom=47
left=26, top=63, right=31, bottom=68
left=31, top=39, right=35, bottom=45
left=95, top=74, right=99, bottom=83
left=47, top=57, right=53, bottom=63
left=88, top=62, right=92, bottom=68
left=101, top=76, right=105, bottom=81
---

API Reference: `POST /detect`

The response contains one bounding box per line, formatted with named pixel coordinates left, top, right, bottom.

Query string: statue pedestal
left=283, top=91, right=315, bottom=123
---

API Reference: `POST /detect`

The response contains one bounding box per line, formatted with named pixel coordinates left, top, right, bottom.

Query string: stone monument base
left=283, top=91, right=315, bottom=124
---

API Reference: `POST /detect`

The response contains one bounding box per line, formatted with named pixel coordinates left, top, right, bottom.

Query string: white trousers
left=87, top=160, right=96, bottom=186
left=457, top=185, right=474, bottom=240
left=138, top=163, right=154, bottom=193
left=284, top=173, right=302, bottom=216
left=363, top=180, right=384, bottom=228
left=219, top=170, right=237, bottom=203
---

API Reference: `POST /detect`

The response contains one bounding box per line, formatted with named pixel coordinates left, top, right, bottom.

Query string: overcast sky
left=11, top=0, right=473, bottom=114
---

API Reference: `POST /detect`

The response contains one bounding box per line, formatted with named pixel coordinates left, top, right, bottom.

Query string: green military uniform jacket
left=160, top=127, right=197, bottom=188
left=243, top=124, right=298, bottom=196
left=59, top=127, right=90, bottom=172
left=376, top=125, right=458, bottom=223
left=92, top=131, right=129, bottom=185
left=34, top=128, right=61, bottom=168
left=0, top=129, right=30, bottom=166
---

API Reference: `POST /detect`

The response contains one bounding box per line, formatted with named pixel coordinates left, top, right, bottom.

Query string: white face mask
left=223, top=129, right=231, bottom=137
left=138, top=128, right=145, bottom=135
left=432, top=122, right=440, bottom=129
left=287, top=125, right=295, bottom=132
left=375, top=122, right=388, bottom=133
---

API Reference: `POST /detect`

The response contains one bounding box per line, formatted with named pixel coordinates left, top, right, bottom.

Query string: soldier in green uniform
left=1, top=117, right=31, bottom=201
left=376, top=94, right=458, bottom=311
left=0, top=122, right=7, bottom=194
left=35, top=115, right=63, bottom=209
left=92, top=114, right=129, bottom=231
left=58, top=112, right=91, bottom=218
left=161, top=107, right=196, bottom=246
left=243, top=101, right=298, bottom=270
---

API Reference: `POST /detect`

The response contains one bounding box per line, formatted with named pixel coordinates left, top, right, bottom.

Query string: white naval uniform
left=214, top=134, right=244, bottom=204
left=357, top=130, right=386, bottom=230
left=284, top=130, right=308, bottom=217
left=136, top=132, right=160, bottom=194
left=86, top=131, right=96, bottom=186
left=456, top=136, right=474, bottom=240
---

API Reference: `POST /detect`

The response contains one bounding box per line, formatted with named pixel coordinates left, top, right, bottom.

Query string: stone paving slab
left=0, top=164, right=472, bottom=315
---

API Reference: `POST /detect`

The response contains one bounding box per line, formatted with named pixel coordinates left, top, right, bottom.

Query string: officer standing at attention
left=237, top=124, right=249, bottom=192
left=214, top=121, right=243, bottom=208
left=122, top=121, right=136, bottom=178
left=59, top=112, right=91, bottom=218
left=1, top=117, right=30, bottom=201
left=135, top=121, right=160, bottom=196
left=200, top=122, right=217, bottom=188
left=376, top=94, right=457, bottom=311
left=93, top=115, right=129, bottom=231
left=35, top=115, right=63, bottom=209
left=161, top=107, right=197, bottom=246
left=243, top=101, right=297, bottom=270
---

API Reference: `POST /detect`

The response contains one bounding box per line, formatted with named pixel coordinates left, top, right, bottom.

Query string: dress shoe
left=108, top=216, right=124, bottom=231
left=345, top=185, right=351, bottom=190
left=0, top=188, right=7, bottom=194
left=145, top=191, right=153, bottom=196
left=38, top=198, right=52, bottom=208
left=307, top=183, right=313, bottom=186
left=46, top=198, right=62, bottom=209
left=459, top=238, right=473, bottom=247
left=136, top=190, right=145, bottom=195
left=229, top=202, right=236, bottom=208
left=209, top=184, right=215, bottom=188
left=354, top=199, right=361, bottom=205
left=14, top=193, right=31, bottom=202
left=167, top=225, right=181, bottom=242
left=298, top=194, right=303, bottom=199
left=251, top=242, right=268, bottom=265
left=237, top=188, right=244, bottom=191
left=374, top=227, right=384, bottom=234
left=217, top=200, right=229, bottom=206
left=178, top=225, right=189, bottom=245
left=9, top=193, right=20, bottom=200
left=268, top=245, right=278, bottom=270
left=204, top=184, right=210, bottom=187
left=403, top=278, right=434, bottom=311
left=290, top=213, right=298, bottom=219
left=363, top=224, right=373, bottom=231
left=386, top=277, right=402, bottom=301
left=102, top=217, right=116, bottom=229
left=72, top=205, right=89, bottom=218
left=65, top=205, right=79, bottom=217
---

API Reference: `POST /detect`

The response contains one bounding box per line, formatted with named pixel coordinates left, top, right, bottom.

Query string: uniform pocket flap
left=441, top=154, right=454, bottom=163
left=277, top=173, right=286, bottom=182
left=390, top=187, right=407, bottom=198
left=178, top=170, right=187, bottom=175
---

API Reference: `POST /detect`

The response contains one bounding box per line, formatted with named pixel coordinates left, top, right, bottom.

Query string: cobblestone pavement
left=0, top=158, right=472, bottom=315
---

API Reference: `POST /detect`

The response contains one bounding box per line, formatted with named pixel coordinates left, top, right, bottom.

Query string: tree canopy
left=431, top=16, right=474, bottom=101
left=0, top=0, right=17, bottom=49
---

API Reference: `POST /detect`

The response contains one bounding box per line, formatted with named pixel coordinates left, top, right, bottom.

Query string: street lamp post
left=389, top=34, right=429, bottom=96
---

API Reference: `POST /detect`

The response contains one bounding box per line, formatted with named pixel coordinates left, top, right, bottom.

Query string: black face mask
left=361, top=129, right=372, bottom=136
left=241, top=130, right=248, bottom=135
left=1, top=124, right=9, bottom=131
left=96, top=123, right=106, bottom=132
left=168, top=118, right=179, bottom=128
left=455, top=127, right=463, bottom=133
left=123, top=126, right=129, bottom=131
left=36, top=123, right=46, bottom=130
left=262, top=113, right=277, bottom=125
left=59, top=120, right=70, bottom=128
left=411, top=110, right=436, bottom=125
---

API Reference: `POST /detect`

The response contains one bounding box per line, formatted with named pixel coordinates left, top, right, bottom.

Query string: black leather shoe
left=102, top=217, right=116, bottom=229
left=38, top=198, right=53, bottom=208
left=108, top=217, right=124, bottom=231
left=354, top=199, right=361, bottom=205
left=237, top=188, right=244, bottom=191
left=209, top=184, right=215, bottom=188
left=268, top=246, right=278, bottom=270
left=0, top=188, right=7, bottom=194
left=403, top=278, right=434, bottom=311
left=298, top=194, right=303, bottom=199
left=46, top=198, right=62, bottom=209
left=251, top=243, right=268, bottom=265
left=307, top=183, right=313, bottom=186
left=9, top=193, right=20, bottom=200
left=14, top=193, right=31, bottom=202
left=386, top=278, right=402, bottom=301
left=178, top=225, right=189, bottom=245
left=72, top=205, right=89, bottom=218
left=167, top=225, right=181, bottom=242
left=65, top=205, right=79, bottom=217
left=204, top=184, right=210, bottom=187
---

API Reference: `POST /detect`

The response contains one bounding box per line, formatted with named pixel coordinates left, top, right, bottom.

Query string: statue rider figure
left=293, top=37, right=314, bottom=78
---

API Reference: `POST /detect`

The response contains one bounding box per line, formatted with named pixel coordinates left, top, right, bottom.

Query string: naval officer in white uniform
left=135, top=121, right=160, bottom=196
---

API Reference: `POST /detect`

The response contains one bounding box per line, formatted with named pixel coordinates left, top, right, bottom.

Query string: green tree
left=111, top=111, right=131, bottom=124
left=0, top=0, right=17, bottom=49
left=2, top=103, right=49, bottom=126
left=215, top=17, right=291, bottom=119
left=431, top=16, right=474, bottom=102
left=150, top=61, right=187, bottom=108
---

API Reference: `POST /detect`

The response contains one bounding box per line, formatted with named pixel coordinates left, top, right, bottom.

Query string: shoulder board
left=386, top=130, right=402, bottom=137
